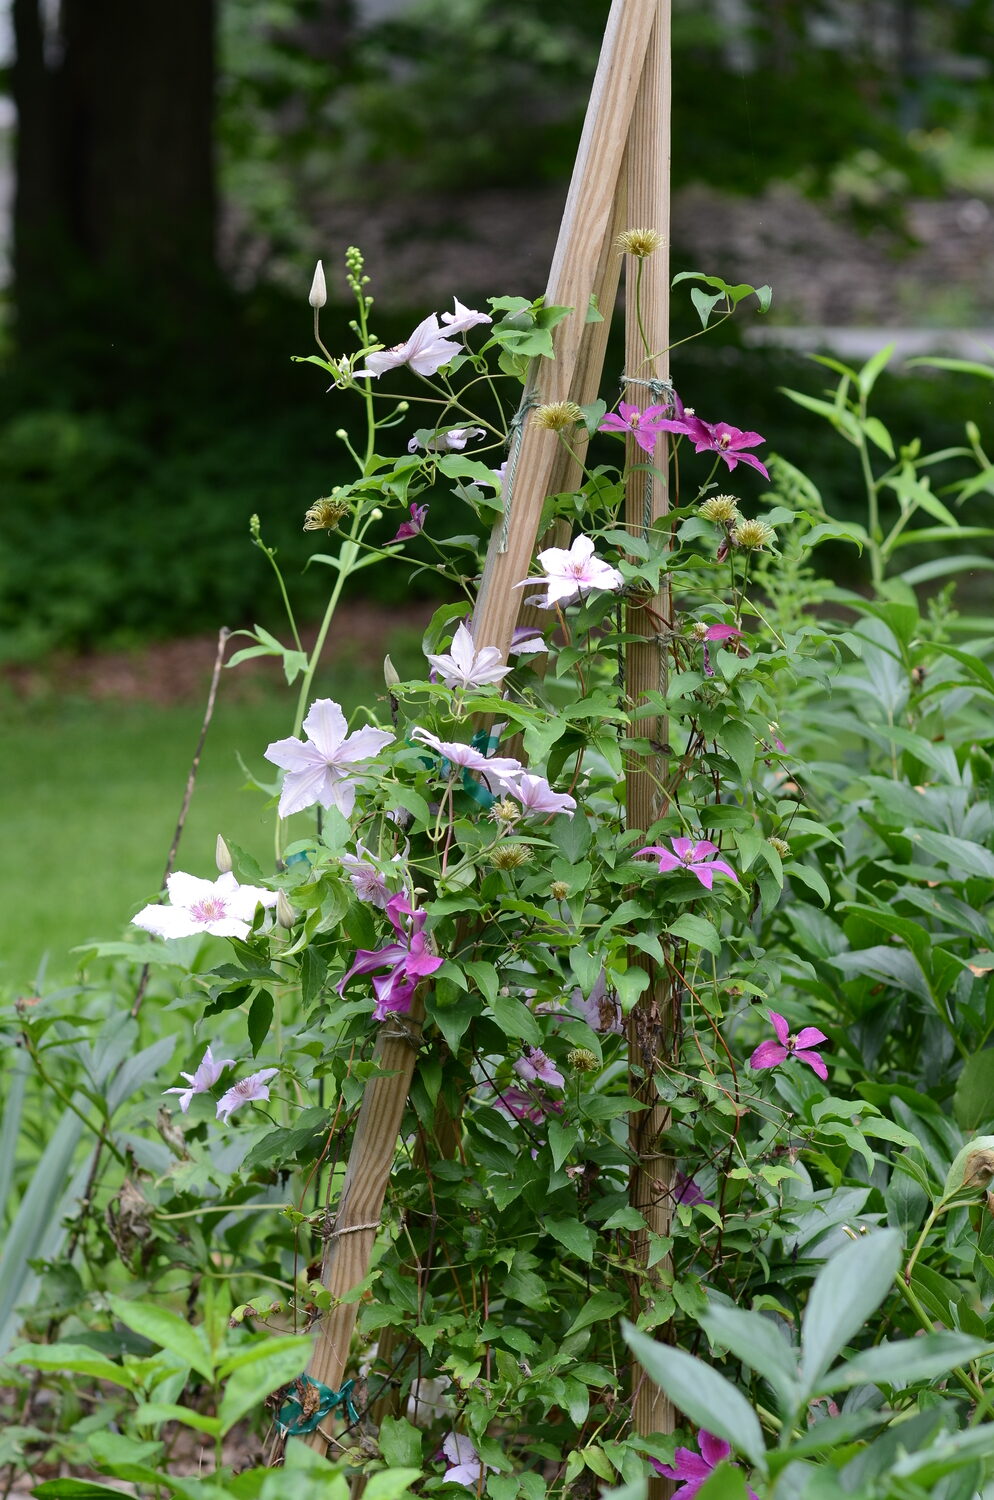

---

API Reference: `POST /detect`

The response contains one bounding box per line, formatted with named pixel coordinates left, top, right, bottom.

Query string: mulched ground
left=2, top=603, right=435, bottom=706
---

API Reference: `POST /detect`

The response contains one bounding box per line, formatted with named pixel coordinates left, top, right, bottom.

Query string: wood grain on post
left=621, top=0, right=676, bottom=1486
left=472, top=0, right=656, bottom=659
left=299, top=996, right=425, bottom=1455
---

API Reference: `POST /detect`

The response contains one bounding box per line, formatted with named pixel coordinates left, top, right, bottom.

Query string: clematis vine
left=391, top=503, right=428, bottom=542
left=638, top=837, right=738, bottom=891
left=425, top=621, right=511, bottom=691
left=598, top=401, right=673, bottom=455
left=749, top=1009, right=829, bottom=1081
left=216, top=1067, right=280, bottom=1124
left=354, top=313, right=463, bottom=378
left=337, top=892, right=443, bottom=1020
left=516, top=534, right=624, bottom=610
left=163, top=1044, right=234, bottom=1112
left=265, top=699, right=394, bottom=819
left=651, top=1430, right=759, bottom=1500
left=133, top=871, right=277, bottom=941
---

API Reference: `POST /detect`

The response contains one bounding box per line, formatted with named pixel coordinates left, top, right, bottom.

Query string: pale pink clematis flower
left=410, top=727, right=523, bottom=781
left=391, top=503, right=428, bottom=542
left=638, top=837, right=738, bottom=891
left=498, top=771, right=576, bottom=819
left=749, top=1010, right=829, bottom=1081
left=354, top=314, right=462, bottom=378
left=514, top=1047, right=565, bottom=1089
left=164, top=1044, right=235, bottom=1112
left=440, top=298, right=493, bottom=335
left=216, top=1067, right=280, bottom=1124
left=652, top=1430, right=759, bottom=1499
left=425, top=622, right=512, bottom=691
left=133, top=871, right=277, bottom=941
left=408, top=426, right=485, bottom=454
left=516, top=534, right=624, bottom=610
left=265, top=699, right=394, bottom=819
left=440, top=1432, right=494, bottom=1486
left=510, top=627, right=548, bottom=657
left=571, top=971, right=623, bottom=1034
left=341, top=843, right=400, bottom=909
left=598, top=402, right=673, bottom=455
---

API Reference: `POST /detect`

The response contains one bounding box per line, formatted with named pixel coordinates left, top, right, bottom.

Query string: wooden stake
left=472, top=0, right=656, bottom=659
left=621, top=1, right=677, bottom=1488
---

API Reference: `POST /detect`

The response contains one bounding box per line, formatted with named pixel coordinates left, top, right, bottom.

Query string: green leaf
left=378, top=1415, right=423, bottom=1468
left=548, top=810, right=592, bottom=862
left=108, top=1296, right=214, bottom=1380
left=363, top=1472, right=422, bottom=1500
left=696, top=1304, right=800, bottom=1415
left=489, top=993, right=541, bottom=1045
left=217, top=1340, right=310, bottom=1435
left=816, top=1332, right=992, bottom=1394
left=856, top=345, right=894, bottom=399
left=248, top=989, right=274, bottom=1056
left=622, top=1322, right=767, bottom=1472
left=803, top=521, right=867, bottom=553
left=798, top=1229, right=902, bottom=1392
left=667, top=913, right=721, bottom=957
left=908, top=828, right=994, bottom=880
left=131, top=1401, right=220, bottom=1436
left=33, top=1486, right=133, bottom=1500
left=10, top=1342, right=133, bottom=1389
left=548, top=1117, right=580, bottom=1171
left=544, top=1217, right=596, bottom=1263
left=954, top=1050, right=994, bottom=1131
left=566, top=1293, right=626, bottom=1337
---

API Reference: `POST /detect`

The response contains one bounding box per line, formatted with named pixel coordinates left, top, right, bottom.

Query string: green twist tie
left=461, top=727, right=503, bottom=808
left=277, top=1375, right=358, bottom=1436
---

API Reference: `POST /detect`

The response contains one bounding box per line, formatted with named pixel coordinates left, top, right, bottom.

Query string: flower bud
left=309, top=260, right=327, bottom=309
left=568, top=1047, right=599, bottom=1072
left=370, top=507, right=383, bottom=521
left=215, top=834, right=233, bottom=874
left=276, top=890, right=298, bottom=929
left=383, top=655, right=400, bottom=689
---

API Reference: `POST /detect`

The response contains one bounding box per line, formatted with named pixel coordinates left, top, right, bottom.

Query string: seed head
left=732, top=518, right=776, bottom=551
left=767, top=836, right=791, bottom=858
left=550, top=880, right=570, bottom=902
left=491, top=844, right=530, bottom=871
left=690, top=621, right=711, bottom=641
left=699, top=494, right=740, bottom=525
left=568, top=1048, right=599, bottom=1073
left=304, top=496, right=351, bottom=532
left=490, top=799, right=521, bottom=826
left=534, top=401, right=584, bottom=432
left=615, top=227, right=665, bottom=259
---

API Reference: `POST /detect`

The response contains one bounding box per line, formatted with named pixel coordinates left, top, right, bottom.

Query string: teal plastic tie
left=277, top=1375, right=358, bottom=1436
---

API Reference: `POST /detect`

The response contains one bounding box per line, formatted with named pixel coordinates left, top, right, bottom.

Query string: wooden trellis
left=295, top=0, right=676, bottom=1485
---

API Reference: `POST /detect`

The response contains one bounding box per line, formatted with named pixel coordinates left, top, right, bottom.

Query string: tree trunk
left=13, top=0, right=217, bottom=348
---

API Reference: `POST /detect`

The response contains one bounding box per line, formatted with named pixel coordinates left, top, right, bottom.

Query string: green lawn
left=0, top=634, right=421, bottom=989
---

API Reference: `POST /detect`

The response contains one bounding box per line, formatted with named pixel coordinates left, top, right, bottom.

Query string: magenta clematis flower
left=425, top=621, right=511, bottom=691
left=491, top=1085, right=554, bottom=1125
left=693, top=621, right=744, bottom=678
left=133, top=871, right=277, bottom=941
left=410, top=727, right=523, bottom=782
left=674, top=1171, right=713, bottom=1207
left=440, top=298, right=493, bottom=335
left=638, top=837, right=738, bottom=891
left=265, top=699, right=394, bottom=819
left=514, top=1047, right=565, bottom=1089
left=440, top=1431, right=494, bottom=1486
left=598, top=401, right=673, bottom=456
left=652, top=1430, right=759, bottom=1500
left=391, top=503, right=429, bottom=542
left=516, top=534, right=624, bottom=610
left=337, top=892, right=443, bottom=1020
left=498, top=771, right=576, bottom=819
left=164, top=1044, right=235, bottom=1112
left=216, top=1067, right=280, bottom=1124
left=660, top=404, right=769, bottom=478
left=354, top=313, right=463, bottom=378
left=750, top=1009, right=828, bottom=1081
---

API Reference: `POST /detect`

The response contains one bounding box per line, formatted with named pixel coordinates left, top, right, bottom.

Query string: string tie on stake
left=277, top=1375, right=358, bottom=1436
left=620, top=373, right=674, bottom=405
left=498, top=396, right=541, bottom=553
